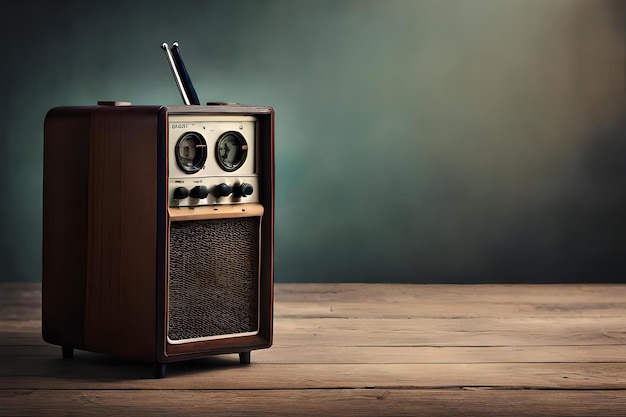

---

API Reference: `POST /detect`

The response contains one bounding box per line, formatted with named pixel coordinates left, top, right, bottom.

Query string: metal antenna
left=162, top=42, right=190, bottom=105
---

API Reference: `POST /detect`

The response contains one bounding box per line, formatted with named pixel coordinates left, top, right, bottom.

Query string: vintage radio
left=42, top=43, right=274, bottom=378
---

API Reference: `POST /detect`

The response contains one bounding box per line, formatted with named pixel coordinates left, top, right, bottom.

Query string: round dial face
left=216, top=131, right=248, bottom=172
left=175, top=132, right=208, bottom=174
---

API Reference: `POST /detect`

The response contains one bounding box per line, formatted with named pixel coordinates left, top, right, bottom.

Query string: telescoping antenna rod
left=171, top=42, right=200, bottom=105
left=162, top=42, right=190, bottom=105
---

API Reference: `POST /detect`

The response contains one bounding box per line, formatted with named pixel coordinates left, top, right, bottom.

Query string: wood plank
left=2, top=389, right=626, bottom=417
left=4, top=317, right=626, bottom=347
left=274, top=283, right=626, bottom=304
left=4, top=284, right=626, bottom=320
left=1, top=363, right=626, bottom=390
left=4, top=315, right=626, bottom=356
left=272, top=284, right=626, bottom=319
left=271, top=316, right=626, bottom=347
left=5, top=283, right=626, bottom=305
left=274, top=299, right=626, bottom=318
left=4, top=344, right=626, bottom=364
left=5, top=284, right=626, bottom=320
left=0, top=285, right=41, bottom=322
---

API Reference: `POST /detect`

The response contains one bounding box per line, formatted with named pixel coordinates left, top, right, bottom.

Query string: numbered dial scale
left=168, top=115, right=259, bottom=207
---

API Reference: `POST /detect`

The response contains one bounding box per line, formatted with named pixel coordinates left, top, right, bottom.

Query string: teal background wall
left=0, top=0, right=624, bottom=283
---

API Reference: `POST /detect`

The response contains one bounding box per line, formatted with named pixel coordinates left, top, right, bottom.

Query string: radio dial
left=190, top=185, right=210, bottom=199
left=173, top=187, right=189, bottom=200
left=212, top=183, right=232, bottom=198
left=216, top=131, right=248, bottom=172
left=175, top=132, right=208, bottom=174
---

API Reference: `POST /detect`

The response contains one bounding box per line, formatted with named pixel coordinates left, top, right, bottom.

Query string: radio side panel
left=82, top=106, right=162, bottom=360
left=42, top=108, right=92, bottom=349
left=258, top=109, right=275, bottom=348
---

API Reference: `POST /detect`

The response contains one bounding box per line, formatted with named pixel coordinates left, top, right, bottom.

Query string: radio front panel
left=167, top=114, right=259, bottom=207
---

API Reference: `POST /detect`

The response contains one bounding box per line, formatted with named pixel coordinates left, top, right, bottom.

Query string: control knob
left=190, top=185, right=210, bottom=199
left=173, top=187, right=189, bottom=200
left=212, top=183, right=232, bottom=198
left=234, top=183, right=254, bottom=197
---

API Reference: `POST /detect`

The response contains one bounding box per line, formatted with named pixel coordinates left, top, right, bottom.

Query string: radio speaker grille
left=167, top=217, right=260, bottom=342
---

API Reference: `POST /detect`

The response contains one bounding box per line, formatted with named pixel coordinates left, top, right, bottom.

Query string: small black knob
left=234, top=183, right=254, bottom=197
left=212, top=183, right=232, bottom=198
left=173, top=187, right=189, bottom=200
left=190, top=185, right=210, bottom=199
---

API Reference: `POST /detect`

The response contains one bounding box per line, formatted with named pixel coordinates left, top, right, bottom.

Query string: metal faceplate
left=167, top=114, right=259, bottom=207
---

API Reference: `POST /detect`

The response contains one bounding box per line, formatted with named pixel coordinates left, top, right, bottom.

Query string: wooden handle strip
left=168, top=203, right=264, bottom=221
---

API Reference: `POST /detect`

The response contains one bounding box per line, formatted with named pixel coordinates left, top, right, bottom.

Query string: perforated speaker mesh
left=167, top=217, right=260, bottom=342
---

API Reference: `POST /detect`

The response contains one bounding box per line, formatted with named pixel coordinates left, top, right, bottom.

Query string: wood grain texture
left=168, top=203, right=264, bottom=221
left=2, top=390, right=626, bottom=417
left=1, top=283, right=626, bottom=416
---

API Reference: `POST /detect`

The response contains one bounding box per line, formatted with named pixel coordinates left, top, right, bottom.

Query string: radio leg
left=62, top=346, right=74, bottom=359
left=154, top=362, right=167, bottom=378
left=239, top=351, right=251, bottom=365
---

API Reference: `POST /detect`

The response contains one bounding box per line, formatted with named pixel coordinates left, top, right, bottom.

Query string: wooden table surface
left=1, top=282, right=626, bottom=416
